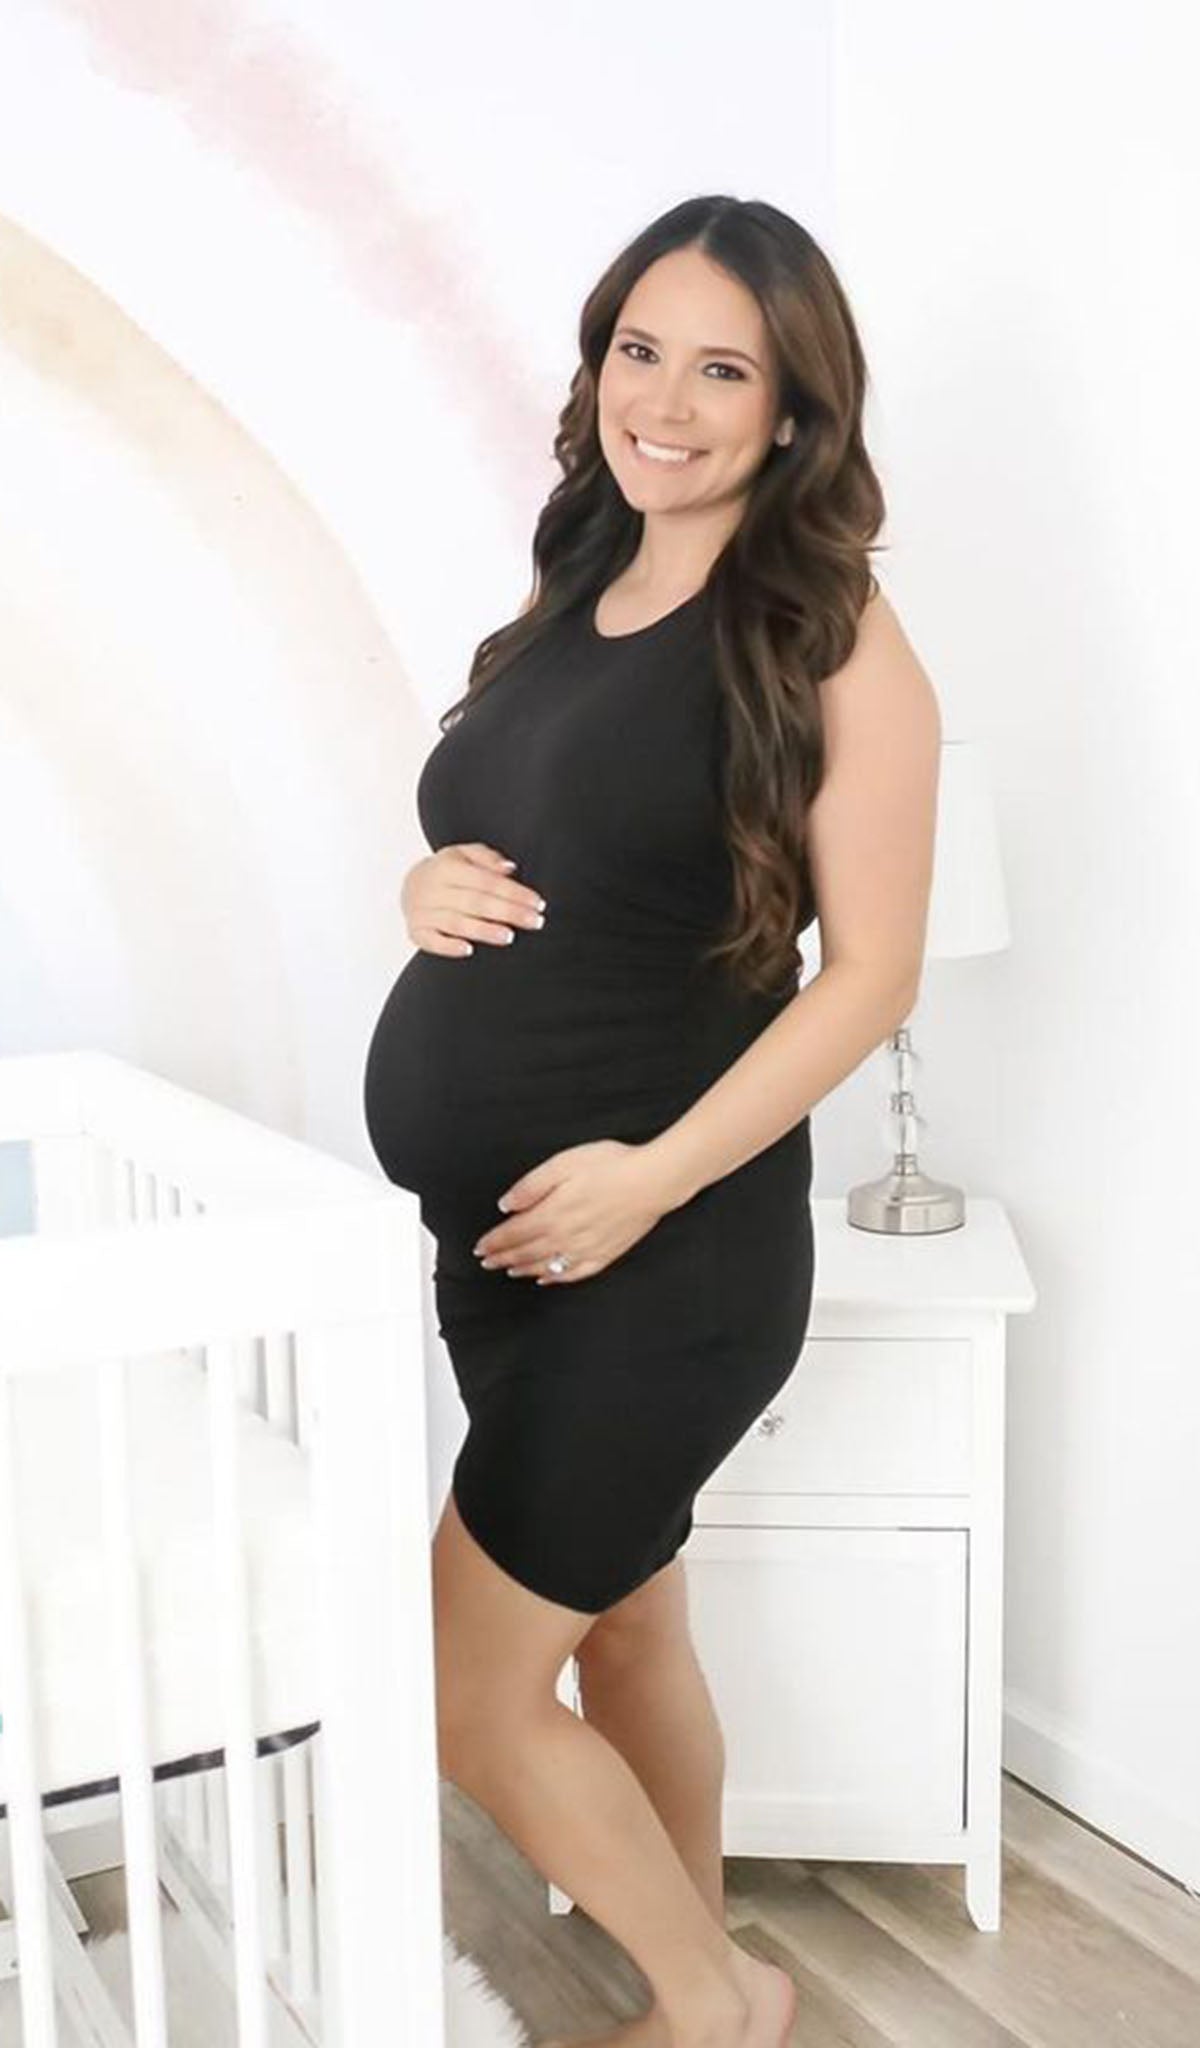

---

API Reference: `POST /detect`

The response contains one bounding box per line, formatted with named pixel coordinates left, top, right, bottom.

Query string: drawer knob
left=754, top=1407, right=787, bottom=1438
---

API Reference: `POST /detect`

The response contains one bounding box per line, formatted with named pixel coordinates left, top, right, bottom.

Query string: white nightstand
left=553, top=1194, right=1036, bottom=1932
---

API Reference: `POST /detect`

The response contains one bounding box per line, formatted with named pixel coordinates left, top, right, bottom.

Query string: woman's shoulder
left=813, top=587, right=943, bottom=813
left=823, top=587, right=939, bottom=719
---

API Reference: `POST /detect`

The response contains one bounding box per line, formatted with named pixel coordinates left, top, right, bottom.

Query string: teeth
left=633, top=435, right=697, bottom=464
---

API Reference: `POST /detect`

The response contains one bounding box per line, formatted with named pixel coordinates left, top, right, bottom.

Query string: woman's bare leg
left=575, top=1559, right=727, bottom=1927
left=433, top=1490, right=794, bottom=2048
left=536, top=1561, right=728, bottom=2046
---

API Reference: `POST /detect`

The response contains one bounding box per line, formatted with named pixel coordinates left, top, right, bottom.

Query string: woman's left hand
left=472, top=1139, right=679, bottom=1284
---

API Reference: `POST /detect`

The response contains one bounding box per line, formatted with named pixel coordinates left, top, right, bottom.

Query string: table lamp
left=847, top=739, right=1011, bottom=1235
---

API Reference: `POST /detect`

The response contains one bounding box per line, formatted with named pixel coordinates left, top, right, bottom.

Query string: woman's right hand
left=400, top=843, right=547, bottom=958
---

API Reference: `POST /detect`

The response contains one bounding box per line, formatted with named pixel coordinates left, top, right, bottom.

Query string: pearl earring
left=775, top=418, right=795, bottom=447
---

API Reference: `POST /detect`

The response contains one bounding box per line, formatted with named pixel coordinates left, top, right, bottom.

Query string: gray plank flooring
left=2, top=1773, right=1195, bottom=2045
left=441, top=1774, right=1200, bottom=2048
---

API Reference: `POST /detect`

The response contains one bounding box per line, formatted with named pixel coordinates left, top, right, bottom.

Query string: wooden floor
left=441, top=1773, right=1200, bottom=2048
left=4, top=1773, right=1195, bottom=2045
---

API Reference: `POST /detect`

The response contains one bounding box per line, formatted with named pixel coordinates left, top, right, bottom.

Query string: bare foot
left=723, top=1949, right=797, bottom=2047
left=542, top=1953, right=796, bottom=2048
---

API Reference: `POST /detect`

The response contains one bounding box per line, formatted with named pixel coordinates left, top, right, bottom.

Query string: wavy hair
left=437, top=195, right=887, bottom=998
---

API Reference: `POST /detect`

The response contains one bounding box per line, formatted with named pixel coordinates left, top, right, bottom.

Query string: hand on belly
left=470, top=1137, right=677, bottom=1286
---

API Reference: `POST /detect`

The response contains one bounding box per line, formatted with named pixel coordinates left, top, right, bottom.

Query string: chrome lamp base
left=846, top=1162, right=964, bottom=1234
left=846, top=1024, right=966, bottom=1236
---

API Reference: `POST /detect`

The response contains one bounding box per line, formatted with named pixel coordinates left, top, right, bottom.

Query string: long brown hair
left=437, top=195, right=887, bottom=999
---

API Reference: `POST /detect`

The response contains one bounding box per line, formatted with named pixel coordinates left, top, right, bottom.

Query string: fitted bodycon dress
left=362, top=582, right=816, bottom=1614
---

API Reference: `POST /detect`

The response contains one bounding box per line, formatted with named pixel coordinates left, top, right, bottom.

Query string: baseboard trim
left=1003, top=1688, right=1199, bottom=1894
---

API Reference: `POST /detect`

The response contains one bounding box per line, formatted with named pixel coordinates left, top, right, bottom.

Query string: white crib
left=0, top=1049, right=444, bottom=2047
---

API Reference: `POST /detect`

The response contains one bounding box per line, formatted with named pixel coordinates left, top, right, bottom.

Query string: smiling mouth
left=626, top=431, right=706, bottom=465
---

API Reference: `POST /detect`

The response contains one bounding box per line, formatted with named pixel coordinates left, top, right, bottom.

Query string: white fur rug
left=444, top=1938, right=530, bottom=2047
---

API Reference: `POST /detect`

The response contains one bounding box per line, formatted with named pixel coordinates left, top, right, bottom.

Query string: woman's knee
left=431, top=1486, right=592, bottom=1765
left=576, top=1557, right=691, bottom=1674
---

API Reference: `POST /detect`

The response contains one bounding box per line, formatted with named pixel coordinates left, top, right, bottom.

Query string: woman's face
left=597, top=246, right=785, bottom=518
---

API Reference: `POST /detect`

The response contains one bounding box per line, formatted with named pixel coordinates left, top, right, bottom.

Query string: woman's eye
left=617, top=341, right=744, bottom=381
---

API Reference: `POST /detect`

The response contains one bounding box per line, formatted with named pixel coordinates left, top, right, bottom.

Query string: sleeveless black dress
left=362, top=583, right=815, bottom=1614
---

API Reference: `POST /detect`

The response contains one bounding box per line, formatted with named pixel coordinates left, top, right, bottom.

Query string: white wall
left=831, top=0, right=1200, bottom=1886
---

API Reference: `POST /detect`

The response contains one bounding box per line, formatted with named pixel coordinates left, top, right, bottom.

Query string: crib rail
left=0, top=1050, right=442, bottom=2048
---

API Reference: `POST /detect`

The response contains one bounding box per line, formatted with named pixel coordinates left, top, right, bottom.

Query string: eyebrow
left=614, top=324, right=762, bottom=370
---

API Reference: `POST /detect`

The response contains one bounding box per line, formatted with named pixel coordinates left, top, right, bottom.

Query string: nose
left=645, top=363, right=697, bottom=424
left=644, top=411, right=698, bottom=442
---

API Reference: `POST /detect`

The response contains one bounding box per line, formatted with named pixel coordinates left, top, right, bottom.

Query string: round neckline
left=588, top=583, right=707, bottom=642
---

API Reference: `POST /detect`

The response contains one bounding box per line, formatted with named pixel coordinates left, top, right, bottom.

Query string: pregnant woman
left=364, top=195, right=940, bottom=2048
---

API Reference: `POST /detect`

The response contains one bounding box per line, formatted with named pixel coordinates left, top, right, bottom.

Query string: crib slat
left=0, top=1373, right=60, bottom=2048
left=293, top=1333, right=314, bottom=1452
left=236, top=1337, right=260, bottom=1413
left=183, top=1772, right=207, bottom=1858
left=82, top=1136, right=118, bottom=1232
left=256, top=1751, right=284, bottom=1968
left=303, top=1316, right=446, bottom=2048
left=204, top=1766, right=230, bottom=1890
left=96, top=1351, right=170, bottom=2047
left=101, top=1144, right=134, bottom=1228
left=206, top=1334, right=271, bottom=2048
left=177, top=1187, right=207, bottom=1379
left=263, top=1329, right=293, bottom=1438
left=281, top=1740, right=316, bottom=2001
left=28, top=1134, right=94, bottom=1234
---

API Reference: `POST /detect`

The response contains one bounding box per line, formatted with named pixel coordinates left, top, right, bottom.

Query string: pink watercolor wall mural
left=47, top=0, right=550, bottom=505
left=0, top=206, right=430, bottom=1133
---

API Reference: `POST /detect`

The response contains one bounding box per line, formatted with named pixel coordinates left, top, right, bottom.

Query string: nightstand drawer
left=685, top=1525, right=968, bottom=1837
left=709, top=1338, right=972, bottom=1496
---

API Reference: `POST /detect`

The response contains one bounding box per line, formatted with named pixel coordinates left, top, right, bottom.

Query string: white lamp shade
left=924, top=741, right=1011, bottom=961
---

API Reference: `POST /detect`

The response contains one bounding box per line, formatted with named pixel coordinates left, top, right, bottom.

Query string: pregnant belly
left=362, top=933, right=714, bottom=1203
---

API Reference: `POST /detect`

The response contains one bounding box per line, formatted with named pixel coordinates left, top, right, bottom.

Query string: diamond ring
left=545, top=1253, right=571, bottom=1275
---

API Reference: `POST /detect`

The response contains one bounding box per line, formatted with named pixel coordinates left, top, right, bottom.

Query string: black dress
left=362, top=583, right=815, bottom=1614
